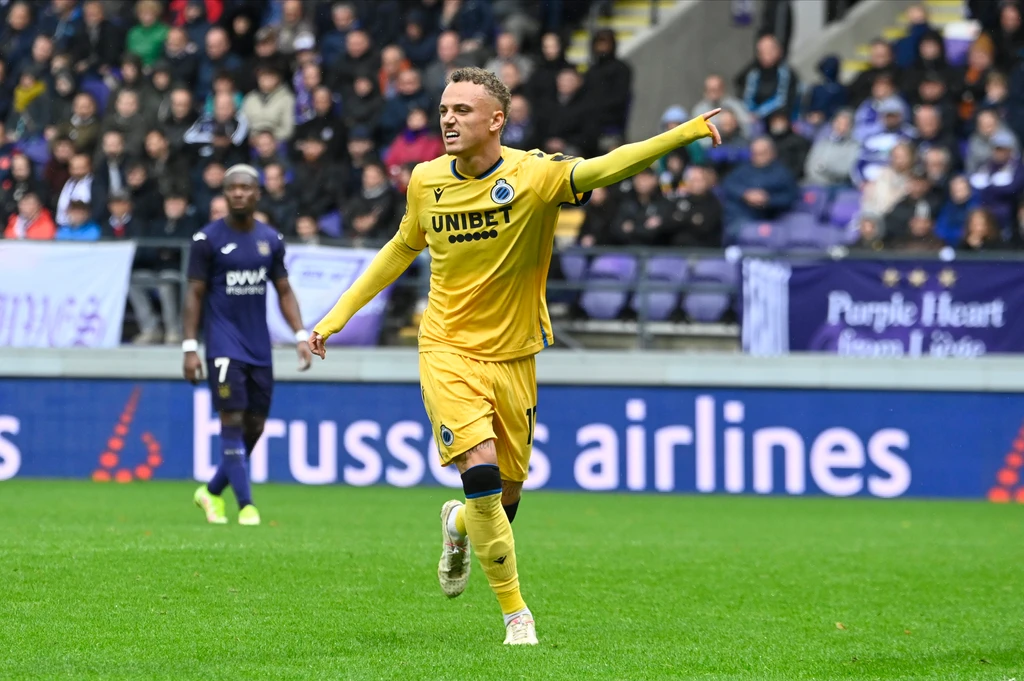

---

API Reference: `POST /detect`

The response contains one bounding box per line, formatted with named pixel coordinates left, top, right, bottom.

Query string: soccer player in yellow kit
left=310, top=67, right=720, bottom=645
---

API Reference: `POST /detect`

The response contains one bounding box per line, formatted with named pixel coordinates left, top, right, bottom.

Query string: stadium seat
left=579, top=255, right=637, bottom=319
left=318, top=212, right=342, bottom=237
left=793, top=186, right=829, bottom=219
left=560, top=253, right=588, bottom=281
left=683, top=258, right=737, bottom=323
left=735, top=221, right=787, bottom=250
left=777, top=212, right=834, bottom=250
left=828, top=189, right=861, bottom=228
left=80, top=78, right=109, bottom=116
left=631, top=256, right=688, bottom=321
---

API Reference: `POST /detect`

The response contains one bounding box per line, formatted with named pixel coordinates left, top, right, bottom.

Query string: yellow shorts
left=419, top=351, right=537, bottom=482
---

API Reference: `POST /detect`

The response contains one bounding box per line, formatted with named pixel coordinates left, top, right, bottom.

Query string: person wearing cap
left=852, top=95, right=917, bottom=186
left=240, top=63, right=295, bottom=142
left=882, top=163, right=945, bottom=245
left=970, top=128, right=1024, bottom=232
left=967, top=109, right=1018, bottom=174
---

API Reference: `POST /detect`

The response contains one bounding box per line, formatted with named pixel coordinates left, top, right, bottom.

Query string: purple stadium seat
left=775, top=212, right=833, bottom=250
left=80, top=78, right=109, bottom=115
left=829, top=189, right=861, bottom=228
left=631, top=256, right=688, bottom=321
left=684, top=258, right=736, bottom=323
left=736, top=221, right=787, bottom=250
left=579, top=255, right=637, bottom=319
left=794, top=186, right=828, bottom=218
left=318, top=211, right=342, bottom=238
left=945, top=37, right=971, bottom=67
left=560, top=253, right=587, bottom=281
left=691, top=258, right=739, bottom=286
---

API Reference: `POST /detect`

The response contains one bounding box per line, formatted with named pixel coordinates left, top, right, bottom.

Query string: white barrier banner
left=266, top=244, right=395, bottom=347
left=0, top=241, right=136, bottom=348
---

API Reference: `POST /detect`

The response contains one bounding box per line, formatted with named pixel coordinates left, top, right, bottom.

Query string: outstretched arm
left=309, top=234, right=421, bottom=357
left=572, top=110, right=722, bottom=193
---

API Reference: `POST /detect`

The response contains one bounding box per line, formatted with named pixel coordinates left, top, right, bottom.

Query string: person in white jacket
left=240, top=66, right=295, bottom=142
left=804, top=110, right=860, bottom=186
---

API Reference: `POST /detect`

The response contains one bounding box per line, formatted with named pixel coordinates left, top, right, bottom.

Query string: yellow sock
left=454, top=506, right=466, bottom=537
left=464, top=492, right=526, bottom=615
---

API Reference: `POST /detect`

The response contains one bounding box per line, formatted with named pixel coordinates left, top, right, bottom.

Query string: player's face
left=438, top=81, right=503, bottom=157
left=224, top=176, right=259, bottom=218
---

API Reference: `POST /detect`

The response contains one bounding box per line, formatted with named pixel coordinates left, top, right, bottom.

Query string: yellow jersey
left=397, top=147, right=589, bottom=362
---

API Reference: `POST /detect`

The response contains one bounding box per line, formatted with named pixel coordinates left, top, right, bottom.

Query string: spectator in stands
left=343, top=74, right=384, bottom=138
left=1, top=3, right=38, bottom=74
left=196, top=27, right=242, bottom=101
left=384, top=107, right=444, bottom=179
left=243, top=27, right=289, bottom=95
left=766, top=110, right=809, bottom=180
left=893, top=213, right=945, bottom=252
left=7, top=66, right=50, bottom=143
left=1, top=154, right=45, bottom=224
left=0, top=62, right=11, bottom=126
left=541, top=67, right=597, bottom=158
left=320, top=2, right=359, bottom=67
left=979, top=71, right=1010, bottom=123
left=971, top=129, right=1024, bottom=232
left=721, top=137, right=797, bottom=227
left=959, top=207, right=1006, bottom=251
left=438, top=0, right=495, bottom=49
left=802, top=55, right=847, bottom=127
left=994, top=2, right=1024, bottom=72
left=101, top=188, right=134, bottom=239
left=55, top=199, right=100, bottom=241
left=486, top=31, right=533, bottom=82
left=71, top=0, right=123, bottom=79
left=193, top=161, right=224, bottom=224
left=47, top=68, right=76, bottom=126
left=742, top=33, right=799, bottom=121
left=37, top=0, right=81, bottom=51
left=344, top=161, right=397, bottom=242
left=527, top=32, right=570, bottom=107
left=956, top=35, right=995, bottom=129
left=884, top=167, right=945, bottom=244
left=295, top=212, right=321, bottom=244
left=653, top=107, right=695, bottom=198
left=55, top=153, right=94, bottom=228
left=332, top=29, right=380, bottom=90
left=923, top=146, right=953, bottom=198
left=423, top=30, right=463, bottom=103
left=853, top=97, right=916, bottom=186
left=379, top=69, right=432, bottom=145
left=102, top=89, right=148, bottom=159
left=671, top=166, right=723, bottom=248
left=803, top=110, right=858, bottom=186
left=184, top=91, right=249, bottom=163
left=123, top=160, right=162, bottom=223
left=397, top=9, right=434, bottom=68
left=608, top=166, right=679, bottom=246
left=55, top=92, right=100, bottom=155
left=851, top=214, right=885, bottom=251
left=144, top=128, right=191, bottom=199
left=850, top=39, right=901, bottom=108
left=294, top=130, right=345, bottom=219
left=913, top=104, right=960, bottom=169
left=498, top=62, right=527, bottom=99
left=379, top=44, right=412, bottom=100
left=92, top=129, right=127, bottom=216
left=251, top=128, right=290, bottom=178
left=202, top=71, right=241, bottom=118
left=694, top=73, right=753, bottom=145
left=4, top=191, right=55, bottom=240
left=294, top=62, right=322, bottom=126
left=296, top=86, right=345, bottom=158
left=345, top=126, right=378, bottom=195
left=967, top=109, right=1018, bottom=173
left=240, top=64, right=295, bottom=142
left=43, top=135, right=74, bottom=200
left=576, top=186, right=617, bottom=247
left=16, top=35, right=56, bottom=89
left=893, top=3, right=932, bottom=69
left=502, top=93, right=538, bottom=151
left=163, top=26, right=199, bottom=88
left=148, top=60, right=177, bottom=112
left=853, top=73, right=906, bottom=142
left=704, top=108, right=751, bottom=178
left=860, top=141, right=914, bottom=219
left=277, top=0, right=314, bottom=57
left=913, top=73, right=957, bottom=138
left=160, top=87, right=197, bottom=158
left=584, top=28, right=632, bottom=143
left=208, top=194, right=228, bottom=223
left=935, top=175, right=978, bottom=244
left=257, top=162, right=298, bottom=235
left=126, top=0, right=169, bottom=67
left=904, top=30, right=951, bottom=98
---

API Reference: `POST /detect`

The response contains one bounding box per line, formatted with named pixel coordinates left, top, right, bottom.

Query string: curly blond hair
left=447, top=67, right=511, bottom=128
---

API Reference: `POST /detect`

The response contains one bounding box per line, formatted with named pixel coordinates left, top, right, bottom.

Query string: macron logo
left=221, top=243, right=238, bottom=255
left=193, top=233, right=207, bottom=241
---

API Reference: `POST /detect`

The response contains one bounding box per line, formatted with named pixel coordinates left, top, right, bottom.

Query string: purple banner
left=743, top=259, right=1024, bottom=357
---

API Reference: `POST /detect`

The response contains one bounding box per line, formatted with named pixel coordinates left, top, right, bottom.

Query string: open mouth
left=445, top=131, right=460, bottom=142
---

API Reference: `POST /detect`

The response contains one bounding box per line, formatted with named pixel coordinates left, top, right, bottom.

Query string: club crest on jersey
left=439, top=425, right=454, bottom=447
left=490, top=179, right=514, bottom=205
left=257, top=240, right=271, bottom=256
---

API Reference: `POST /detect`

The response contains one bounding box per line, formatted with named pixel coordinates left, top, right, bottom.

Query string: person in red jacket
left=4, top=191, right=56, bottom=240
left=383, top=107, right=444, bottom=184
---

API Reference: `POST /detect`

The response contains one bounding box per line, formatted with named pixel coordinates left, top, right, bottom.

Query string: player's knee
left=501, top=480, right=522, bottom=506
left=243, top=413, right=266, bottom=440
left=452, top=439, right=497, bottom=473
left=220, top=411, right=244, bottom=428
left=461, top=463, right=502, bottom=499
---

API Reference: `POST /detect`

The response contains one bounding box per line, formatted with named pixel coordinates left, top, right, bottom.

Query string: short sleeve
left=396, top=165, right=427, bottom=251
left=270, top=233, right=288, bottom=280
left=186, top=232, right=213, bottom=281
left=526, top=151, right=592, bottom=207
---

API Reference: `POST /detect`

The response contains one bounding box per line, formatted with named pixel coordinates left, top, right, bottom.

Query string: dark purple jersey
left=187, top=219, right=287, bottom=366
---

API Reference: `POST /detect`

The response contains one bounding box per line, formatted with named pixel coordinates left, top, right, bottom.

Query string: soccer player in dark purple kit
left=182, top=164, right=313, bottom=526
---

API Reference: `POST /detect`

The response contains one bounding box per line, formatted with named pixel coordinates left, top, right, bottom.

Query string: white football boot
left=438, top=499, right=471, bottom=598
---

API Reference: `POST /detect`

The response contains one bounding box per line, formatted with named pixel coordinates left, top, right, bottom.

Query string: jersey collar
left=450, top=156, right=504, bottom=181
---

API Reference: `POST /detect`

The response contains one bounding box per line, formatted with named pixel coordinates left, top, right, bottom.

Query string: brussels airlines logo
left=226, top=267, right=267, bottom=295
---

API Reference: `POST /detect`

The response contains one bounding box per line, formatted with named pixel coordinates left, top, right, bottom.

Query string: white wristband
left=182, top=339, right=199, bottom=353
left=294, top=329, right=310, bottom=342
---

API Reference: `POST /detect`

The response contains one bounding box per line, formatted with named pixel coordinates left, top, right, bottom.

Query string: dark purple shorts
left=206, top=357, right=273, bottom=415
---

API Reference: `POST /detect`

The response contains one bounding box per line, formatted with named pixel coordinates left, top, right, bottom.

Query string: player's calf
left=501, top=480, right=522, bottom=524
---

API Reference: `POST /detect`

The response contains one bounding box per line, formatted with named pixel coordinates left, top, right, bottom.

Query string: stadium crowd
left=0, top=0, right=1018, bottom=339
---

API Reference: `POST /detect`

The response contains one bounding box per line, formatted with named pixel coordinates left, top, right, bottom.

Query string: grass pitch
left=1, top=481, right=1023, bottom=680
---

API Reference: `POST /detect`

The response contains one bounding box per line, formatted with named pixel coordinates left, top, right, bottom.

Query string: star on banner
left=908, top=269, right=928, bottom=287
left=882, top=268, right=901, bottom=287
left=938, top=268, right=957, bottom=288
